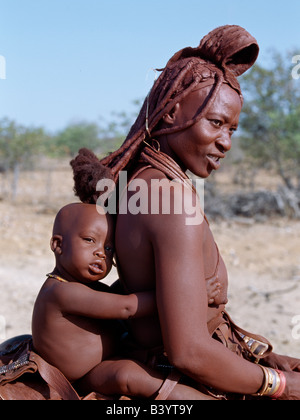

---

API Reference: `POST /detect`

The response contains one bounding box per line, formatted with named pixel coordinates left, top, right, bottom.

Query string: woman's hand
left=262, top=353, right=300, bottom=372
left=279, top=371, right=300, bottom=400
left=262, top=353, right=300, bottom=400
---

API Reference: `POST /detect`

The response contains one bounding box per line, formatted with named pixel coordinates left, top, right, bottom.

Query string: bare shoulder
left=134, top=166, right=168, bottom=182
left=38, top=278, right=87, bottom=306
left=145, top=180, right=204, bottom=235
left=119, top=166, right=205, bottom=252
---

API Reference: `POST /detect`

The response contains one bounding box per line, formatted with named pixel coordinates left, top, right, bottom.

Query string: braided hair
left=71, top=25, right=259, bottom=203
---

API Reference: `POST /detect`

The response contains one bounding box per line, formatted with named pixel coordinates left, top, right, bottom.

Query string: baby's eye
left=83, top=237, right=94, bottom=243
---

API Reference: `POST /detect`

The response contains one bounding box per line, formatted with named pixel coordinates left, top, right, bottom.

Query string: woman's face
left=161, top=84, right=242, bottom=178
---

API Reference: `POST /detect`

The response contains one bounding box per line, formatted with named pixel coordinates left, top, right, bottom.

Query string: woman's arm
left=147, top=185, right=300, bottom=399
left=144, top=184, right=266, bottom=395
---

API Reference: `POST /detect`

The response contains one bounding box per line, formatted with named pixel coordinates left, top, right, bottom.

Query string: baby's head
left=50, top=203, right=115, bottom=284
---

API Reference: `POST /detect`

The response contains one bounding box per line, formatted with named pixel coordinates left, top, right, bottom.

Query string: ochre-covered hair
left=71, top=25, right=259, bottom=203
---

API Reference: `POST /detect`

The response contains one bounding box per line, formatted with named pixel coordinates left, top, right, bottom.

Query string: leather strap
left=207, top=314, right=226, bottom=336
left=223, top=311, right=273, bottom=356
left=29, top=352, right=80, bottom=400
left=208, top=311, right=273, bottom=361
left=155, top=371, right=181, bottom=400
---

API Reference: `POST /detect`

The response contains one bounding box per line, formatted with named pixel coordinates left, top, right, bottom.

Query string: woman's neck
left=157, top=135, right=187, bottom=173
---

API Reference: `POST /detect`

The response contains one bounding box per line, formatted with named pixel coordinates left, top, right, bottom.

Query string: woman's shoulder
left=130, top=165, right=169, bottom=183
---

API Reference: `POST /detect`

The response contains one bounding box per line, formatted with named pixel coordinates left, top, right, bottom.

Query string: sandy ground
left=1, top=166, right=300, bottom=358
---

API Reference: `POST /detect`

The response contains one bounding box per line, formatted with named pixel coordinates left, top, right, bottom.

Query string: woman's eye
left=211, top=119, right=222, bottom=127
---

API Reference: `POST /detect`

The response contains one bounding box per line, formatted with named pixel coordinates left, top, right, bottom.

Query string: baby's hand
left=206, top=275, right=221, bottom=305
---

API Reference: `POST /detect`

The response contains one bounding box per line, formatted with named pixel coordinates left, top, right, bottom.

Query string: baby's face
left=60, top=211, right=114, bottom=284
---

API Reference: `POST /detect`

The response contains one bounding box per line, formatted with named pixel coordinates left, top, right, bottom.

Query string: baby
left=32, top=203, right=218, bottom=399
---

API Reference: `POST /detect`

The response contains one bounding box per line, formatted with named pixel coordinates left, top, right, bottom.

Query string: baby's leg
left=77, top=359, right=215, bottom=400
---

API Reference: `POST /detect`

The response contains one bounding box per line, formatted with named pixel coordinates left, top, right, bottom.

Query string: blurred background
left=1, top=0, right=300, bottom=357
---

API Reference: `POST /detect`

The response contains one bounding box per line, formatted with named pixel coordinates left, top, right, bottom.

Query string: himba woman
left=71, top=25, right=300, bottom=399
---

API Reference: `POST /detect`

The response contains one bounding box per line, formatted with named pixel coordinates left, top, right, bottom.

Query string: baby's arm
left=124, top=290, right=157, bottom=318
left=109, top=279, right=156, bottom=318
left=53, top=282, right=156, bottom=320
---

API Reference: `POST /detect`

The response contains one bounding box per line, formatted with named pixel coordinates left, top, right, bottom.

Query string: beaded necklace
left=46, top=273, right=69, bottom=283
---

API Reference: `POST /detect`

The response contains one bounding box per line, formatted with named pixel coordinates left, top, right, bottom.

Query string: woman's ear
left=50, top=235, right=63, bottom=254
left=162, top=103, right=180, bottom=126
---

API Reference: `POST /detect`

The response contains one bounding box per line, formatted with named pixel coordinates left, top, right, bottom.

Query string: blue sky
left=1, top=0, right=300, bottom=133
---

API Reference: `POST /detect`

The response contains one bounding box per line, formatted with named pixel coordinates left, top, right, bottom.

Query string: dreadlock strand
left=150, top=79, right=212, bottom=138
left=154, top=63, right=195, bottom=112
left=146, top=77, right=203, bottom=140
left=101, top=127, right=144, bottom=168
left=147, top=60, right=195, bottom=122
left=110, top=132, right=145, bottom=178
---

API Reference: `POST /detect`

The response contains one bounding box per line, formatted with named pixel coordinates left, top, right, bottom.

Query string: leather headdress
left=165, top=25, right=259, bottom=95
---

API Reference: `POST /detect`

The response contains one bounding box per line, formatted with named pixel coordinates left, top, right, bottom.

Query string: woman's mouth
left=207, top=154, right=221, bottom=170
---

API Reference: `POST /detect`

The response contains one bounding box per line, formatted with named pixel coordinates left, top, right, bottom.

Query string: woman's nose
left=217, top=130, right=232, bottom=153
